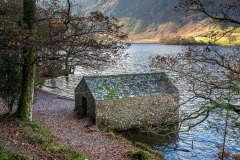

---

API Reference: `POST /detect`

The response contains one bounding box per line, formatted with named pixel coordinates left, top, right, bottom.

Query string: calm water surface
left=44, top=43, right=240, bottom=160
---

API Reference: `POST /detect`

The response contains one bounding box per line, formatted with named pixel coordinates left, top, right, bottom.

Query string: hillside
left=85, top=0, right=182, bottom=34
left=82, top=0, right=240, bottom=45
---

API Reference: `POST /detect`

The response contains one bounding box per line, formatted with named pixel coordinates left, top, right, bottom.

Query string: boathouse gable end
left=75, top=78, right=96, bottom=121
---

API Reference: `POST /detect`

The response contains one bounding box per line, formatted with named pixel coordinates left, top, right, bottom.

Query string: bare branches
left=0, top=0, right=128, bottom=77
left=177, top=0, right=240, bottom=26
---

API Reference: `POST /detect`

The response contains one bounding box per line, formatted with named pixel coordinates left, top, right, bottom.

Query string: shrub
left=0, top=53, right=22, bottom=113
left=128, top=150, right=155, bottom=160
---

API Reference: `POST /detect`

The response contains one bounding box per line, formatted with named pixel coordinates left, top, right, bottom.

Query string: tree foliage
left=0, top=53, right=22, bottom=113
left=0, top=0, right=128, bottom=121
left=36, top=0, right=128, bottom=76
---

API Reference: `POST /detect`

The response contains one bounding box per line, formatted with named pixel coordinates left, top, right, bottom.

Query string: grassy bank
left=107, top=132, right=165, bottom=160
left=0, top=115, right=87, bottom=160
left=23, top=120, right=87, bottom=160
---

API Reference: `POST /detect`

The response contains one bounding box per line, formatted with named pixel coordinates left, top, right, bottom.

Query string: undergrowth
left=134, top=142, right=164, bottom=159
left=0, top=145, right=27, bottom=160
left=128, top=150, right=155, bottom=160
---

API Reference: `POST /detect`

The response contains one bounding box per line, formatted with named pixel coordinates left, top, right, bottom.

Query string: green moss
left=105, top=86, right=116, bottom=99
left=128, top=150, right=155, bottom=160
left=106, top=132, right=164, bottom=160
left=58, top=147, right=86, bottom=160
left=97, top=85, right=104, bottom=91
left=0, top=145, right=27, bottom=160
left=24, top=120, right=86, bottom=160
left=134, top=142, right=164, bottom=159
left=24, top=121, right=55, bottom=148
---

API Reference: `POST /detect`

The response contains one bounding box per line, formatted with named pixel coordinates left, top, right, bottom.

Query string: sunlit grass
left=195, top=35, right=240, bottom=46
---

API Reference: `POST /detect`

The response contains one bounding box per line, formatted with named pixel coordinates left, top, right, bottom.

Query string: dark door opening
left=82, top=97, right=87, bottom=117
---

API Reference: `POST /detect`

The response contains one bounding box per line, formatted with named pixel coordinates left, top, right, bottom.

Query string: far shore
left=124, top=37, right=240, bottom=46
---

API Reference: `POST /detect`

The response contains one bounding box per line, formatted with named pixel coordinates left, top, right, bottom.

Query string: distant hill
left=81, top=0, right=240, bottom=45
left=83, top=0, right=183, bottom=33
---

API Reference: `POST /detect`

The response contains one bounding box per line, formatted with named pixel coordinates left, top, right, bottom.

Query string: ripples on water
left=44, top=43, right=240, bottom=160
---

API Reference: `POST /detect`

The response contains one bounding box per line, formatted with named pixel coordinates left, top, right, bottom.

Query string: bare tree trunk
left=16, top=0, right=36, bottom=122
left=221, top=110, right=229, bottom=160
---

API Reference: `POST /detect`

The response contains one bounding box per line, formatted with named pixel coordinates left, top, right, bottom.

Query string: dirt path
left=33, top=90, right=135, bottom=160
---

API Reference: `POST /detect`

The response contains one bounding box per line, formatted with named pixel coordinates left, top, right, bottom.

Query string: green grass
left=128, top=150, right=155, bottom=160
left=193, top=26, right=240, bottom=46
left=194, top=36, right=240, bottom=46
left=0, top=145, right=27, bottom=160
left=23, top=120, right=87, bottom=160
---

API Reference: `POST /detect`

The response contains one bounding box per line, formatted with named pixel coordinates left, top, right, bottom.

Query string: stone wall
left=95, top=94, right=179, bottom=131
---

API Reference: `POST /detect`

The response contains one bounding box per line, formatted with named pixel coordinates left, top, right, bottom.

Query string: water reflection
left=44, top=43, right=240, bottom=160
left=121, top=131, right=178, bottom=147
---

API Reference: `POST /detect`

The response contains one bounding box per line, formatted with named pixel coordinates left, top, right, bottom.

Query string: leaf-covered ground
left=0, top=90, right=164, bottom=160
left=0, top=115, right=84, bottom=160
left=33, top=90, right=137, bottom=159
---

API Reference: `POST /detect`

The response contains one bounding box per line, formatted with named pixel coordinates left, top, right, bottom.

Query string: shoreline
left=123, top=39, right=240, bottom=47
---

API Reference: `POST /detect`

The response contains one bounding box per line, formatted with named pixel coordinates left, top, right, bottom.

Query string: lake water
left=44, top=43, right=240, bottom=160
left=43, top=44, right=183, bottom=97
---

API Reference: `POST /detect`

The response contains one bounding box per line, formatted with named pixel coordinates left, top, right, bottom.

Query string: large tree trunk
left=16, top=0, right=36, bottom=122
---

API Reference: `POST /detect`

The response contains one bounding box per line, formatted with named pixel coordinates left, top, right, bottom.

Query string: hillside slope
left=85, top=0, right=182, bottom=34
left=82, top=0, right=240, bottom=45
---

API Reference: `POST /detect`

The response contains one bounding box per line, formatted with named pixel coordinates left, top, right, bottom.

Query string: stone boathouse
left=75, top=72, right=179, bottom=131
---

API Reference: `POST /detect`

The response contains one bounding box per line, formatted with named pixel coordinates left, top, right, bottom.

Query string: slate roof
left=82, top=72, right=178, bottom=100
